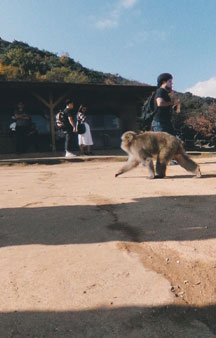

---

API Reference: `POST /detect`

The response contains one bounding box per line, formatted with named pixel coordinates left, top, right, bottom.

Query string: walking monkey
left=115, top=131, right=201, bottom=179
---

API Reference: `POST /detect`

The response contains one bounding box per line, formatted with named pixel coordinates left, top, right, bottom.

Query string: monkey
left=115, top=131, right=201, bottom=179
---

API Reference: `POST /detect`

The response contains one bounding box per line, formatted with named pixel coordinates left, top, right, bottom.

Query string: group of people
left=59, top=99, right=93, bottom=157
left=11, top=72, right=180, bottom=156
left=10, top=99, right=93, bottom=156
left=61, top=72, right=180, bottom=158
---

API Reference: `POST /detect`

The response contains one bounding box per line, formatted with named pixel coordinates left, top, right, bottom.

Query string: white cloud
left=121, top=0, right=138, bottom=9
left=125, top=30, right=168, bottom=48
left=186, top=77, right=216, bottom=98
left=125, top=31, right=149, bottom=48
left=95, top=0, right=138, bottom=30
left=95, top=18, right=118, bottom=30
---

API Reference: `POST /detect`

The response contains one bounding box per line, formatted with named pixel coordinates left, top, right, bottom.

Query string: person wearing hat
left=151, top=73, right=180, bottom=135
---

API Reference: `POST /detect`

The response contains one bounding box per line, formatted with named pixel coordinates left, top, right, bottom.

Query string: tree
left=184, top=103, right=216, bottom=145
left=44, top=67, right=71, bottom=82
left=0, top=61, right=20, bottom=80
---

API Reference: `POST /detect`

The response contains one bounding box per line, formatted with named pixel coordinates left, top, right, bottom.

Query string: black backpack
left=77, top=121, right=86, bottom=134
left=137, top=92, right=156, bottom=130
left=56, top=110, right=67, bottom=129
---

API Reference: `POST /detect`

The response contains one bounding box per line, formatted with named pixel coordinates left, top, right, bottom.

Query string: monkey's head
left=120, top=131, right=137, bottom=153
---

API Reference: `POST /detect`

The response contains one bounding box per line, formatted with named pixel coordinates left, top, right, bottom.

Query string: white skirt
left=78, top=122, right=93, bottom=146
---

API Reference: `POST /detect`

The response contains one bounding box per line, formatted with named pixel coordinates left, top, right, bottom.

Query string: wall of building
left=0, top=82, right=154, bottom=153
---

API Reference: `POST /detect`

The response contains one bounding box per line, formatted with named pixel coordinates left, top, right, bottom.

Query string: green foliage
left=44, top=67, right=89, bottom=83
left=0, top=38, right=138, bottom=85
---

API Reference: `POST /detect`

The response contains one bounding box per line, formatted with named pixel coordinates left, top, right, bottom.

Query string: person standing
left=27, top=122, right=40, bottom=152
left=77, top=105, right=94, bottom=155
left=151, top=73, right=180, bottom=135
left=63, top=99, right=77, bottom=157
left=13, top=102, right=31, bottom=153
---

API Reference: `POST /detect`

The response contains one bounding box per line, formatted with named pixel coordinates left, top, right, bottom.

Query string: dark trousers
left=151, top=120, right=175, bottom=135
left=15, top=127, right=29, bottom=153
left=28, top=133, right=40, bottom=152
left=65, top=131, right=76, bottom=152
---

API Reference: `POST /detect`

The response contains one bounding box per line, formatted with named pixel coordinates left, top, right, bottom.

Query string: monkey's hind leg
left=155, top=161, right=167, bottom=178
left=115, top=159, right=139, bottom=177
left=175, top=153, right=202, bottom=177
left=156, top=148, right=175, bottom=178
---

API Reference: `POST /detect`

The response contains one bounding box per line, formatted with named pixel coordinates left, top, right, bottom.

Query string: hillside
left=0, top=38, right=144, bottom=85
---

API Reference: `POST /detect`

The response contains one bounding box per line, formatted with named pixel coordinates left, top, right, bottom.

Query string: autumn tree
left=184, top=103, right=216, bottom=145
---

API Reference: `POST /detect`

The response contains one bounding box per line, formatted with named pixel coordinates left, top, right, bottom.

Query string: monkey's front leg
left=145, top=158, right=155, bottom=179
left=115, top=158, right=139, bottom=177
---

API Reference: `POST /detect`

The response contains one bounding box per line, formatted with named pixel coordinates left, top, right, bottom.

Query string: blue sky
left=1, top=0, right=216, bottom=95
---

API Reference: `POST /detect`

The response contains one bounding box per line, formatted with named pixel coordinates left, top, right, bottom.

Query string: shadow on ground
left=0, top=195, right=216, bottom=247
left=1, top=195, right=216, bottom=337
left=1, top=305, right=216, bottom=338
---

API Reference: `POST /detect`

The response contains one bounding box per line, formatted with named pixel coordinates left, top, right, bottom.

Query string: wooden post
left=31, top=90, right=71, bottom=152
left=49, top=91, right=56, bottom=152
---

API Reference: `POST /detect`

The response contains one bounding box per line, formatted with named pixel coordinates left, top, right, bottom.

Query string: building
left=0, top=81, right=155, bottom=154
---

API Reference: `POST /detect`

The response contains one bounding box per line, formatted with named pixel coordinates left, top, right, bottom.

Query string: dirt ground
left=0, top=155, right=216, bottom=338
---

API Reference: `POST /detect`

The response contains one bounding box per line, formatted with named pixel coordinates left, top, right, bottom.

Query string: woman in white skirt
left=77, top=105, right=94, bottom=155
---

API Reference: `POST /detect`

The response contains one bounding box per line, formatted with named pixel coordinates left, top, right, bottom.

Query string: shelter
left=0, top=81, right=155, bottom=153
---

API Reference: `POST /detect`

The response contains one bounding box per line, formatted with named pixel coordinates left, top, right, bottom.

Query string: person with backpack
left=61, top=99, right=77, bottom=157
left=151, top=73, right=180, bottom=135
left=151, top=73, right=181, bottom=165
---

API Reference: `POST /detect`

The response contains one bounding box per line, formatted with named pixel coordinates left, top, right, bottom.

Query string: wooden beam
left=31, top=91, right=50, bottom=108
left=31, top=90, right=72, bottom=152
left=49, top=91, right=56, bottom=152
left=31, top=90, right=71, bottom=109
left=53, top=91, right=71, bottom=108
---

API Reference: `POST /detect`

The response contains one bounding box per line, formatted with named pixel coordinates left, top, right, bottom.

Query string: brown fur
left=115, top=131, right=201, bottom=179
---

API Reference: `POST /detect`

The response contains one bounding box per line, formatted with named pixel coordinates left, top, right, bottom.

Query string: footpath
left=0, top=150, right=126, bottom=165
left=0, top=150, right=215, bottom=165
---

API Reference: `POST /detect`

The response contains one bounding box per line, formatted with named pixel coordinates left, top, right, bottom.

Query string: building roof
left=0, top=80, right=156, bottom=94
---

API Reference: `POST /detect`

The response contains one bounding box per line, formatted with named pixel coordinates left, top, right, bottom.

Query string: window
left=88, top=114, right=120, bottom=130
left=88, top=115, right=104, bottom=130
left=31, top=115, right=50, bottom=134
left=104, top=115, right=119, bottom=130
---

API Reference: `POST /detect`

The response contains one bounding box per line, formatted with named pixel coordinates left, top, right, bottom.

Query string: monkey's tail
left=175, top=145, right=201, bottom=177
